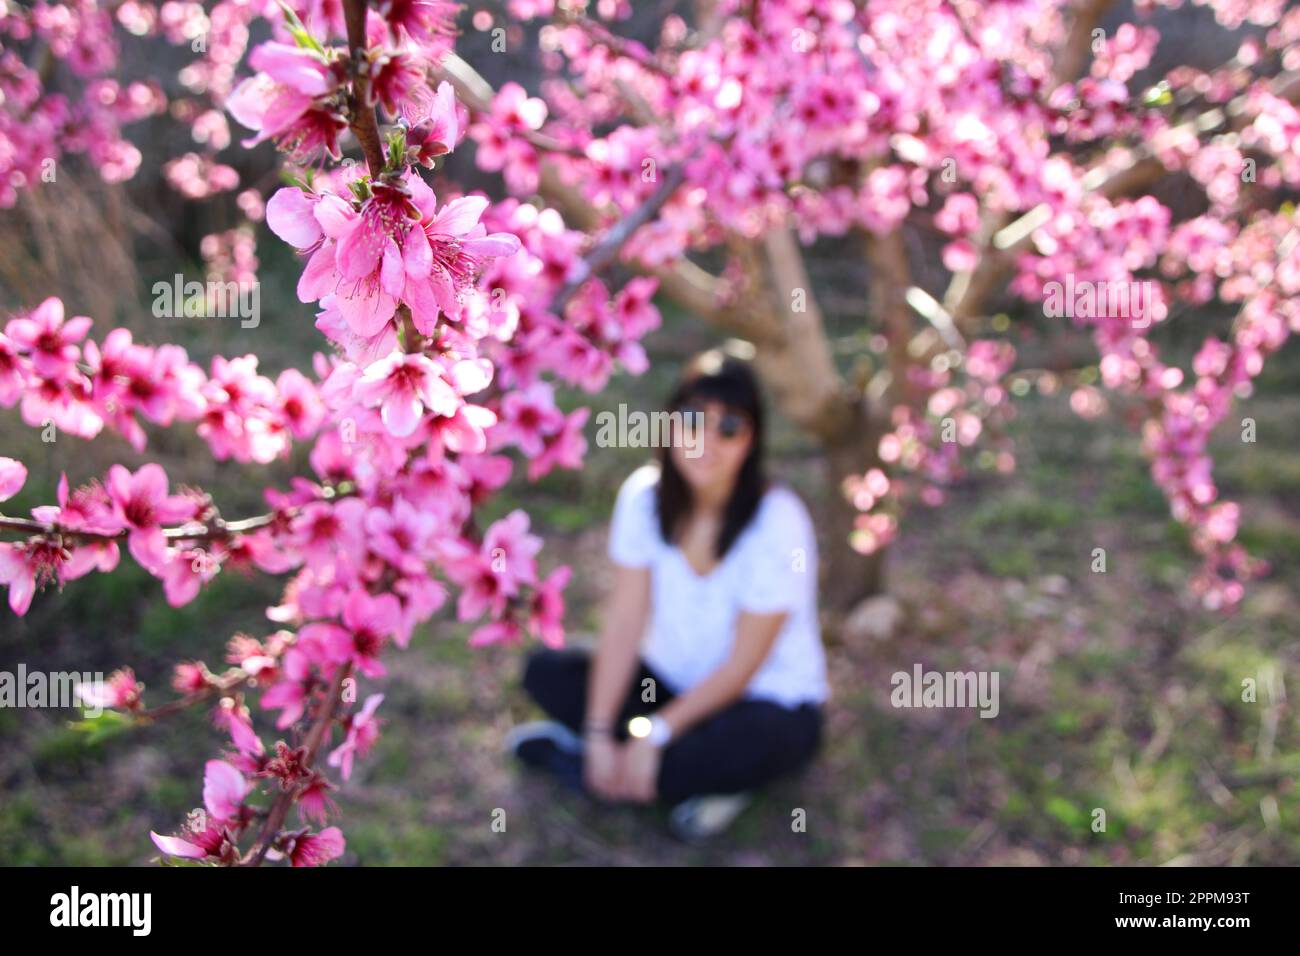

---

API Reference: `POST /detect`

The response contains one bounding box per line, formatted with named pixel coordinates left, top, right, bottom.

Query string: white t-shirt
left=607, top=464, right=829, bottom=708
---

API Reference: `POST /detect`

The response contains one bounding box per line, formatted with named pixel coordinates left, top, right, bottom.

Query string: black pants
left=521, top=647, right=822, bottom=805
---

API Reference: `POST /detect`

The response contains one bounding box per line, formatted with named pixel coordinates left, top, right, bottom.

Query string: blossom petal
left=267, top=188, right=324, bottom=249
left=0, top=458, right=27, bottom=502
left=151, top=832, right=208, bottom=859
left=431, top=196, right=489, bottom=237
left=382, top=394, right=423, bottom=438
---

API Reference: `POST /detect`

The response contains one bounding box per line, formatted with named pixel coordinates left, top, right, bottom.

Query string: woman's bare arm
left=614, top=610, right=785, bottom=802
left=653, top=609, right=785, bottom=737
left=584, top=563, right=651, bottom=731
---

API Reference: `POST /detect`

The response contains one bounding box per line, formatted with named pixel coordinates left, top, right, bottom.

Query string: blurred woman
left=507, top=350, right=827, bottom=840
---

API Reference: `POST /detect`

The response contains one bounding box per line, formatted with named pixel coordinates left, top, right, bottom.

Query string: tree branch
left=437, top=53, right=738, bottom=327
left=242, top=662, right=353, bottom=867
left=0, top=486, right=351, bottom=546
left=550, top=164, right=688, bottom=314
left=865, top=230, right=917, bottom=405
left=752, top=228, right=855, bottom=435
left=135, top=667, right=250, bottom=723
left=1049, top=0, right=1117, bottom=89
left=0, top=512, right=276, bottom=544
left=938, top=0, right=1118, bottom=329
left=344, top=0, right=385, bottom=176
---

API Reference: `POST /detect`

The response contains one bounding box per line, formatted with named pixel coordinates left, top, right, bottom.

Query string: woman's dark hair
left=656, top=349, right=766, bottom=560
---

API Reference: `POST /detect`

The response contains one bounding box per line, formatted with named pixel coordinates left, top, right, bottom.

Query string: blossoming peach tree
left=0, top=0, right=657, bottom=866
left=1, top=0, right=1298, bottom=864
left=402, top=0, right=1300, bottom=612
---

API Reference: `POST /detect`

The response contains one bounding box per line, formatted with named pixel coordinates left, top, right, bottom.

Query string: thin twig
left=549, top=164, right=687, bottom=314
left=134, top=668, right=251, bottom=723
left=344, top=0, right=385, bottom=176
left=0, top=484, right=352, bottom=546
left=242, top=662, right=354, bottom=866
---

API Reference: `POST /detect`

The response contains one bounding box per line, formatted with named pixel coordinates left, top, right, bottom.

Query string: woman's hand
left=583, top=731, right=623, bottom=800
left=617, top=738, right=662, bottom=804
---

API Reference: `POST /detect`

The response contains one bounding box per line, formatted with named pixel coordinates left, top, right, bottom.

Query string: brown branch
left=1050, top=0, right=1118, bottom=89
left=0, top=485, right=352, bottom=546
left=865, top=230, right=916, bottom=405
left=135, top=667, right=250, bottom=723
left=242, top=662, right=353, bottom=866
left=1078, top=68, right=1300, bottom=198
left=0, top=512, right=277, bottom=545
left=550, top=164, right=688, bottom=314
left=941, top=66, right=1300, bottom=332
left=691, top=0, right=727, bottom=44
left=937, top=0, right=1118, bottom=330
left=752, top=228, right=853, bottom=436
left=442, top=23, right=855, bottom=447
left=437, top=53, right=737, bottom=327
left=433, top=55, right=583, bottom=155
left=344, top=0, right=385, bottom=176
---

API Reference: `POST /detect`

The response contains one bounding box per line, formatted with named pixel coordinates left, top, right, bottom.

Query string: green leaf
left=67, top=709, right=136, bottom=746
left=1142, top=83, right=1172, bottom=107
left=1045, top=795, right=1086, bottom=830
left=349, top=177, right=373, bottom=203
left=385, top=127, right=409, bottom=173
left=279, top=167, right=314, bottom=191
left=276, top=0, right=326, bottom=56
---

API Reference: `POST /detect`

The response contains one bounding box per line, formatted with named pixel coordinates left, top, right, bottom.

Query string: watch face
left=627, top=715, right=652, bottom=739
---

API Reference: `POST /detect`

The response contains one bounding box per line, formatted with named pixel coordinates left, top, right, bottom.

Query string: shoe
left=505, top=720, right=584, bottom=791
left=668, top=793, right=753, bottom=842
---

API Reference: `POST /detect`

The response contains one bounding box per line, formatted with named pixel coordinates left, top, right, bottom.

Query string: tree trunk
left=818, top=400, right=886, bottom=612
left=748, top=339, right=887, bottom=612
left=742, top=229, right=891, bottom=615
left=754, top=337, right=890, bottom=612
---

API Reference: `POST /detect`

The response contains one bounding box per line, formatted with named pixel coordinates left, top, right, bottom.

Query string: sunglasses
left=676, top=404, right=749, bottom=439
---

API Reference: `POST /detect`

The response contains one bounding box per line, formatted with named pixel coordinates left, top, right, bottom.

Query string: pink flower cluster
left=851, top=339, right=1019, bottom=553
left=0, top=297, right=317, bottom=460
left=0, top=0, right=672, bottom=866
left=268, top=168, right=521, bottom=350
left=0, top=0, right=267, bottom=207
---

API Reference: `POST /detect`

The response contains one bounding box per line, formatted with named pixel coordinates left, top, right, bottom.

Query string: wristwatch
left=627, top=714, right=673, bottom=747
